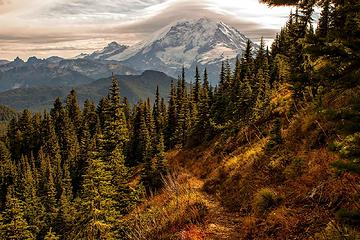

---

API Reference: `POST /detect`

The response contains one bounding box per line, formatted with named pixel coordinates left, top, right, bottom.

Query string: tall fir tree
left=1, top=186, right=35, bottom=239
left=75, top=134, right=119, bottom=240
left=66, top=89, right=82, bottom=140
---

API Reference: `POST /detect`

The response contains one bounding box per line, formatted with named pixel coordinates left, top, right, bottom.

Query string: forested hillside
left=0, top=0, right=359, bottom=239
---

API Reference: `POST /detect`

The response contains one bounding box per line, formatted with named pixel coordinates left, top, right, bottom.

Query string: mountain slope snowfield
left=107, top=18, right=257, bottom=83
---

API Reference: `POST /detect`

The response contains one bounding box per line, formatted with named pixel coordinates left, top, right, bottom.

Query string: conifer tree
left=1, top=186, right=35, bottom=239
left=153, top=86, right=166, bottom=139
left=145, top=98, right=155, bottom=154
left=7, top=117, right=21, bottom=162
left=41, top=113, right=62, bottom=188
left=82, top=100, right=98, bottom=138
left=66, top=89, right=82, bottom=139
left=97, top=97, right=111, bottom=131
left=240, top=40, right=254, bottom=81
left=139, top=102, right=154, bottom=191
left=194, top=66, right=201, bottom=103
left=174, top=76, right=190, bottom=147
left=73, top=123, right=92, bottom=196
left=18, top=109, right=34, bottom=158
left=57, top=108, right=79, bottom=192
left=38, top=149, right=58, bottom=225
left=55, top=160, right=75, bottom=237
left=76, top=135, right=119, bottom=240
left=316, top=0, right=330, bottom=39
left=31, top=113, right=42, bottom=159
left=103, top=75, right=129, bottom=155
left=165, top=81, right=177, bottom=149
left=123, top=97, right=131, bottom=129
left=0, top=141, right=15, bottom=210
left=18, top=155, right=44, bottom=237
left=128, top=103, right=144, bottom=166
left=51, top=97, right=64, bottom=138
left=153, top=132, right=168, bottom=189
left=253, top=58, right=271, bottom=121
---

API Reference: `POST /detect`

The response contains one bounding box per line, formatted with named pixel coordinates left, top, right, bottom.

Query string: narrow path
left=186, top=175, right=242, bottom=240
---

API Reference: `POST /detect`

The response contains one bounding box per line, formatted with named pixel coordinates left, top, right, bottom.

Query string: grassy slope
left=126, top=84, right=360, bottom=239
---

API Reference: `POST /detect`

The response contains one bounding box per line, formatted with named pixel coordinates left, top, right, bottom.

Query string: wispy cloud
left=0, top=0, right=293, bottom=60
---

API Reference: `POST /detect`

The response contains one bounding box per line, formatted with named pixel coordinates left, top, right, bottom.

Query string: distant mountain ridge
left=0, top=60, right=10, bottom=66
left=0, top=70, right=176, bottom=111
left=0, top=56, right=138, bottom=91
left=76, top=42, right=129, bottom=61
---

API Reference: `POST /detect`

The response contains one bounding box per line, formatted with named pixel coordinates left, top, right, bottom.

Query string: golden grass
left=124, top=173, right=208, bottom=240
left=125, top=85, right=360, bottom=239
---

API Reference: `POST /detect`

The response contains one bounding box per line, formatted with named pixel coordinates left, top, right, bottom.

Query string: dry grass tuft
left=124, top=173, right=208, bottom=240
left=253, top=188, right=281, bottom=214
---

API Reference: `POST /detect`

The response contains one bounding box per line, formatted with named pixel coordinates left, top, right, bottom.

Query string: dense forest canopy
left=0, top=0, right=359, bottom=239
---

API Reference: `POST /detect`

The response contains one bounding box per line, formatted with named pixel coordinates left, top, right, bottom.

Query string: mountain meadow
left=0, top=0, right=359, bottom=239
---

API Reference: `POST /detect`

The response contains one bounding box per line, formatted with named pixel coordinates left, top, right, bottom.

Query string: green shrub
left=253, top=188, right=280, bottom=214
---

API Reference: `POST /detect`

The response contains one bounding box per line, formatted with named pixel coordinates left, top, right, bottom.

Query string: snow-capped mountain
left=106, top=18, right=257, bottom=83
left=75, top=42, right=128, bottom=61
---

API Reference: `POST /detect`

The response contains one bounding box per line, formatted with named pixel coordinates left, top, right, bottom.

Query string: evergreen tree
left=66, top=89, right=82, bottom=140
left=194, top=66, right=201, bottom=103
left=76, top=135, right=119, bottom=240
left=73, top=123, right=92, bottom=196
left=253, top=58, right=272, bottom=121
left=50, top=97, right=64, bottom=138
left=128, top=103, right=144, bottom=166
left=153, top=86, right=162, bottom=137
left=38, top=149, right=58, bottom=226
left=1, top=186, right=35, bottom=239
left=123, top=97, right=132, bottom=129
left=316, top=0, right=330, bottom=39
left=7, top=118, right=21, bottom=162
left=82, top=100, right=98, bottom=138
left=153, top=132, right=168, bottom=189
left=103, top=75, right=129, bottom=155
left=31, top=113, right=42, bottom=159
left=40, top=112, right=62, bottom=188
left=18, top=155, right=44, bottom=237
left=18, top=109, right=34, bottom=159
left=97, top=97, right=111, bottom=131
left=0, top=141, right=15, bottom=210
left=165, top=81, right=177, bottom=149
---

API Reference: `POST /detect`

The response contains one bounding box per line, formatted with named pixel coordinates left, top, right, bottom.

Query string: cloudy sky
left=0, top=0, right=293, bottom=60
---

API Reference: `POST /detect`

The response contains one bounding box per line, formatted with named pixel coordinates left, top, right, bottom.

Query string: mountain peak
left=14, top=56, right=24, bottom=63
left=104, top=18, right=256, bottom=83
left=107, top=41, right=124, bottom=48
left=27, top=56, right=43, bottom=65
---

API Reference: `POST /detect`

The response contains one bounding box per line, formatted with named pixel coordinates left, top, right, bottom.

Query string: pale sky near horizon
left=0, top=0, right=294, bottom=60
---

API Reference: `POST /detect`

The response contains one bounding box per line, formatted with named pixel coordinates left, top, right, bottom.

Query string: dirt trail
left=187, top=176, right=242, bottom=240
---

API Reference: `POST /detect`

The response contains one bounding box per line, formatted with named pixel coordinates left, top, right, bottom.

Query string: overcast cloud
left=0, top=0, right=293, bottom=60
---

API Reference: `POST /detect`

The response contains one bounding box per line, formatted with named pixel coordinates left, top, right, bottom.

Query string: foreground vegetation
left=0, top=0, right=359, bottom=239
